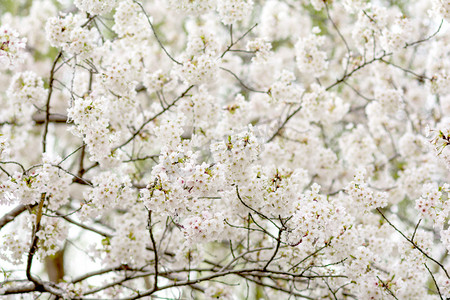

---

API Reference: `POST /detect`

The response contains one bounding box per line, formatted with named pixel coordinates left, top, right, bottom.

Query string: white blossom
left=295, top=30, right=328, bottom=78
left=74, top=0, right=117, bottom=15
left=1, top=0, right=450, bottom=298
left=0, top=25, right=26, bottom=70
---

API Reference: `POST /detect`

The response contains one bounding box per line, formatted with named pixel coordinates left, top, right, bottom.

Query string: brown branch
left=33, top=113, right=68, bottom=124
left=120, top=267, right=346, bottom=299
left=263, top=218, right=284, bottom=271
left=60, top=214, right=112, bottom=238
left=42, top=51, right=63, bottom=153
left=424, top=263, right=444, bottom=300
left=1, top=282, right=42, bottom=295
left=147, top=210, right=159, bottom=292
left=26, top=193, right=46, bottom=286
left=72, top=265, right=143, bottom=284
left=0, top=204, right=28, bottom=231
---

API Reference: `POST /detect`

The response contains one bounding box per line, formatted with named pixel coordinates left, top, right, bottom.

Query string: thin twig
left=377, top=208, right=450, bottom=279
left=132, top=0, right=181, bottom=65
left=263, top=223, right=283, bottom=271
left=147, top=210, right=159, bottom=292
left=236, top=185, right=280, bottom=230
left=115, top=85, right=194, bottom=151
left=0, top=204, right=28, bottom=231
left=219, top=67, right=267, bottom=94
left=42, top=52, right=63, bottom=153
left=266, top=104, right=303, bottom=143
left=26, top=193, right=46, bottom=287
left=424, top=263, right=443, bottom=300
left=220, top=23, right=258, bottom=58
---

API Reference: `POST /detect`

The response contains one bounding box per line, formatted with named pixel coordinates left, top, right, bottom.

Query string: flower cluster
left=217, top=0, right=254, bottom=25
left=345, top=168, right=388, bottom=211
left=45, top=13, right=97, bottom=57
left=81, top=171, right=135, bottom=219
left=0, top=25, right=26, bottom=70
left=246, top=38, right=272, bottom=64
left=415, top=183, right=450, bottom=229
left=428, top=124, right=450, bottom=170
left=67, top=95, right=116, bottom=162
left=0, top=154, right=71, bottom=208
left=295, top=29, right=328, bottom=78
left=140, top=144, right=222, bottom=217
left=0, top=213, right=32, bottom=265
left=301, top=83, right=349, bottom=124
left=112, top=0, right=150, bottom=38
left=101, top=206, right=148, bottom=266
left=101, top=63, right=137, bottom=98
left=74, top=0, right=117, bottom=15
left=168, top=0, right=216, bottom=15
left=285, top=183, right=349, bottom=251
left=268, top=71, right=303, bottom=104
left=36, top=217, right=67, bottom=258
left=182, top=211, right=225, bottom=244
left=211, top=126, right=261, bottom=185
left=7, top=71, right=47, bottom=107
left=177, top=54, right=219, bottom=85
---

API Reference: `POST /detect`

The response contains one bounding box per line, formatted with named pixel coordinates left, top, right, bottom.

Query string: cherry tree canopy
left=1, top=0, right=450, bottom=299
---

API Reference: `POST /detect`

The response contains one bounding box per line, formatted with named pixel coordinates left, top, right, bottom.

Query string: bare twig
left=115, top=85, right=194, bottom=151
left=147, top=210, right=159, bottom=292
left=219, top=67, right=268, bottom=94
left=42, top=52, right=63, bottom=153
left=424, top=263, right=443, bottom=300
left=220, top=23, right=258, bottom=58
left=132, top=0, right=181, bottom=65
left=0, top=204, right=28, bottom=231
left=377, top=208, right=450, bottom=279
left=26, top=193, right=46, bottom=286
